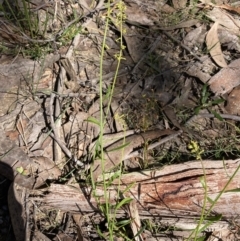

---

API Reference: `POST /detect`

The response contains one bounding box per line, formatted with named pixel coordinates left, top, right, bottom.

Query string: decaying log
left=33, top=159, right=240, bottom=233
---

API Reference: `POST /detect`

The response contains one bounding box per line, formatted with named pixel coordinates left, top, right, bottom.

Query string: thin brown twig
left=53, top=67, right=63, bottom=164
left=49, top=93, right=58, bottom=137
left=49, top=93, right=85, bottom=165
left=198, top=113, right=240, bottom=122
left=126, top=130, right=182, bottom=159
left=32, top=2, right=53, bottom=11
left=49, top=132, right=72, bottom=160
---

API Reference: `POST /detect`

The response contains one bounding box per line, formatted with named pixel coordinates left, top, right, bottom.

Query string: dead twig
left=49, top=93, right=85, bottom=166
left=48, top=132, right=72, bottom=160
left=127, top=130, right=182, bottom=159
left=53, top=66, right=63, bottom=164
left=199, top=113, right=240, bottom=122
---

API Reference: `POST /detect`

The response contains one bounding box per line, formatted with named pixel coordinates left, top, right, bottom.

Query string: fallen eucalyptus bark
left=30, top=159, right=240, bottom=240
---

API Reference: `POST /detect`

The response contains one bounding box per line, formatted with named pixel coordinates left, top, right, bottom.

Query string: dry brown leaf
left=32, top=231, right=52, bottom=241
left=172, top=0, right=187, bottom=9
left=218, top=26, right=240, bottom=52
left=72, top=214, right=88, bottom=241
left=27, top=111, right=46, bottom=144
left=185, top=56, right=213, bottom=83
left=32, top=156, right=61, bottom=183
left=225, top=86, right=240, bottom=115
left=206, top=8, right=240, bottom=34
left=183, top=25, right=206, bottom=49
left=53, top=233, right=75, bottom=241
left=206, top=22, right=228, bottom=68
left=125, top=4, right=154, bottom=26
left=163, top=106, right=182, bottom=129
left=198, top=0, right=213, bottom=3
left=164, top=5, right=176, bottom=13
left=121, top=23, right=144, bottom=62
left=198, top=0, right=225, bottom=4
left=208, top=58, right=240, bottom=95
left=218, top=4, right=240, bottom=15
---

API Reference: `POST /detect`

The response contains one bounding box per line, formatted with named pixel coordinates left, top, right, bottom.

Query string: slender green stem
left=195, top=160, right=208, bottom=240
left=98, top=0, right=112, bottom=239
left=95, top=1, right=127, bottom=239
left=206, top=164, right=240, bottom=216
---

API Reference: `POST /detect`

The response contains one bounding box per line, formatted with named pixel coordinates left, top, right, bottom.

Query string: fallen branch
left=32, top=159, right=240, bottom=234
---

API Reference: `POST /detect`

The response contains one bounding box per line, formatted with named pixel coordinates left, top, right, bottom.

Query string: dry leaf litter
left=1, top=0, right=240, bottom=240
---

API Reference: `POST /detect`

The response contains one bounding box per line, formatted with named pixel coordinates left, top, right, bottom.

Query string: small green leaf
left=117, top=219, right=131, bottom=227
left=211, top=110, right=223, bottom=121
left=224, top=188, right=240, bottom=192
left=212, top=99, right=224, bottom=105
left=16, top=166, right=27, bottom=176
left=16, top=166, right=24, bottom=174
left=207, top=214, right=222, bottom=221
left=196, top=236, right=206, bottom=241
left=115, top=197, right=133, bottom=210
left=133, top=225, right=145, bottom=239
left=85, top=117, right=100, bottom=126
left=106, top=171, right=121, bottom=186
left=202, top=84, right=208, bottom=97
left=207, top=196, right=214, bottom=204
left=201, top=84, right=209, bottom=105
left=194, top=106, right=202, bottom=115
left=198, top=216, right=221, bottom=233
left=202, top=92, right=210, bottom=105
left=198, top=220, right=214, bottom=233
left=122, top=182, right=135, bottom=194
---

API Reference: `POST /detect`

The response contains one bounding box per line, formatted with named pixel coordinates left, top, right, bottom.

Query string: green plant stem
left=187, top=158, right=208, bottom=241
left=97, top=0, right=112, bottom=239
left=206, top=163, right=240, bottom=216
left=188, top=159, right=240, bottom=240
